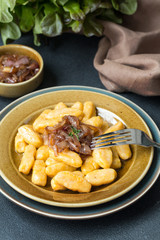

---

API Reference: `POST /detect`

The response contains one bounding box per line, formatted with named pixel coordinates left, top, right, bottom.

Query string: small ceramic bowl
left=0, top=44, right=44, bottom=98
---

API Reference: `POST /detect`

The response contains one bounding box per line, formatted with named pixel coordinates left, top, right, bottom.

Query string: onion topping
left=43, top=115, right=99, bottom=156
left=0, top=54, right=39, bottom=84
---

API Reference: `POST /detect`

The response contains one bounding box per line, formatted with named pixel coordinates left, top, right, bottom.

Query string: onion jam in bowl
left=0, top=44, right=43, bottom=98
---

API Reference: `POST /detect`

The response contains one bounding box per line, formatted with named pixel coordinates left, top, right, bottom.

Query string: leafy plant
left=0, top=0, right=138, bottom=46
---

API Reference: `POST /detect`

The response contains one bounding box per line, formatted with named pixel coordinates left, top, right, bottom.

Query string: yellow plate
left=0, top=87, right=153, bottom=207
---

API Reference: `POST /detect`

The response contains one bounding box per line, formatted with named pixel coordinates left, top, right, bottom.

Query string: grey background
left=0, top=33, right=160, bottom=240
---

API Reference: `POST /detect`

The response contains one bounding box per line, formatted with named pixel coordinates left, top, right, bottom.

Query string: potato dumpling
left=101, top=120, right=109, bottom=133
left=49, top=149, right=83, bottom=168
left=82, top=101, right=96, bottom=122
left=35, top=109, right=52, bottom=119
left=54, top=171, right=92, bottom=193
left=85, top=169, right=117, bottom=186
left=51, top=178, right=66, bottom=191
left=104, top=121, right=124, bottom=134
left=33, top=109, right=54, bottom=133
left=45, top=162, right=75, bottom=178
left=33, top=118, right=59, bottom=133
left=116, top=145, right=132, bottom=160
left=111, top=147, right=122, bottom=169
left=54, top=102, right=67, bottom=110
left=71, top=101, right=83, bottom=111
left=104, top=121, right=132, bottom=160
left=19, top=144, right=36, bottom=174
left=15, top=132, right=27, bottom=153
left=36, top=145, right=49, bottom=160
left=73, top=171, right=85, bottom=177
left=92, top=148, right=113, bottom=169
left=45, top=157, right=59, bottom=166
left=18, top=125, right=43, bottom=148
left=84, top=116, right=103, bottom=129
left=81, top=156, right=99, bottom=175
left=32, top=160, right=47, bottom=186
left=46, top=108, right=84, bottom=120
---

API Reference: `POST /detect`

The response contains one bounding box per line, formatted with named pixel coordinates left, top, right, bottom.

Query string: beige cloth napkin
left=94, top=0, right=160, bottom=96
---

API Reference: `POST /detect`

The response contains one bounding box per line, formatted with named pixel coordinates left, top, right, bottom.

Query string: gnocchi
left=105, top=121, right=132, bottom=160
left=15, top=101, right=132, bottom=193
left=18, top=125, right=43, bottom=148
left=51, top=178, right=67, bottom=191
left=19, top=144, right=36, bottom=174
left=110, top=146, right=122, bottom=169
left=81, top=156, right=99, bottom=175
left=32, top=160, right=47, bottom=186
left=85, top=169, right=117, bottom=186
left=45, top=162, right=75, bottom=178
left=92, top=148, right=113, bottom=169
left=54, top=171, right=92, bottom=193
left=84, top=116, right=103, bottom=129
left=36, top=145, right=49, bottom=160
left=15, top=132, right=27, bottom=153
left=82, top=101, right=96, bottom=122
left=49, top=149, right=83, bottom=168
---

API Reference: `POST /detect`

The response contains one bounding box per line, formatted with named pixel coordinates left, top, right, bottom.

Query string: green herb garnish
left=69, top=126, right=80, bottom=140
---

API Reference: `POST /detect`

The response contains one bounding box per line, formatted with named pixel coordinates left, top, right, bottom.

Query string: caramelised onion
left=0, top=54, right=39, bottom=84
left=43, top=115, right=100, bottom=156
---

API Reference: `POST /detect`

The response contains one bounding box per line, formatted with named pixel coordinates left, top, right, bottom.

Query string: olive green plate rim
left=0, top=86, right=158, bottom=211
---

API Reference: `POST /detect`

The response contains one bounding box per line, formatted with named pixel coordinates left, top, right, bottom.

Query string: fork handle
left=144, top=134, right=160, bottom=148
left=151, top=141, right=160, bottom=148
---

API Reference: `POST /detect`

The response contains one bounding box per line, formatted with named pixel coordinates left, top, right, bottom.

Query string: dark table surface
left=0, top=33, right=160, bottom=240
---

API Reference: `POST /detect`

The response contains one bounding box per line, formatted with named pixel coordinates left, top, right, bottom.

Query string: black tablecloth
left=0, top=33, right=160, bottom=240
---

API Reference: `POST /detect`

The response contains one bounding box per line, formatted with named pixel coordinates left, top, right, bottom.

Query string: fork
left=90, top=128, right=160, bottom=149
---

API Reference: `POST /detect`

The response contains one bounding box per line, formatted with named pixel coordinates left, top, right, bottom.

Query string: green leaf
left=6, top=0, right=16, bottom=11
left=63, top=0, right=85, bottom=20
left=58, top=0, right=69, bottom=5
left=43, top=3, right=59, bottom=16
left=82, top=0, right=101, bottom=14
left=19, top=6, right=34, bottom=32
left=119, top=0, right=137, bottom=15
left=0, top=0, right=138, bottom=45
left=99, top=2, right=112, bottom=9
left=41, top=13, right=63, bottom=37
left=83, top=14, right=103, bottom=37
left=14, top=5, right=22, bottom=20
left=57, top=0, right=69, bottom=5
left=111, top=0, right=137, bottom=15
left=16, top=0, right=29, bottom=5
left=0, top=22, right=21, bottom=44
left=63, top=12, right=72, bottom=24
left=69, top=132, right=74, bottom=137
left=50, top=0, right=69, bottom=7
left=100, top=8, right=122, bottom=24
left=68, top=20, right=82, bottom=33
left=111, top=0, right=119, bottom=11
left=0, top=0, right=16, bottom=23
left=50, top=0, right=58, bottom=7
left=33, top=10, right=44, bottom=46
left=33, top=12, right=43, bottom=35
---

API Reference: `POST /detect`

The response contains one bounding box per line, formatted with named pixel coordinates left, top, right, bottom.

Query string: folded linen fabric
left=94, top=0, right=160, bottom=96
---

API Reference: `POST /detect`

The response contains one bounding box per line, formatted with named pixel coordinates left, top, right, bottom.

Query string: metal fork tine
left=91, top=132, right=131, bottom=144
left=93, top=129, right=131, bottom=140
left=90, top=136, right=132, bottom=148
left=91, top=140, right=133, bottom=149
left=91, top=128, right=160, bottom=149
